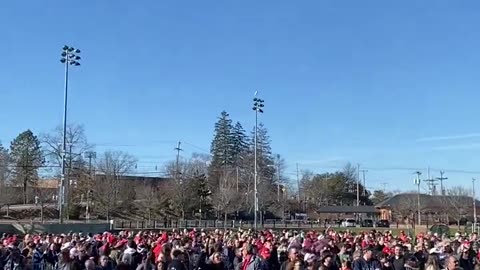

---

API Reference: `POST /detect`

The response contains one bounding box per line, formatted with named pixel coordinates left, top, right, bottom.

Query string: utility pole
left=473, top=178, right=477, bottom=233
left=436, top=171, right=448, bottom=196
left=276, top=163, right=281, bottom=202
left=174, top=141, right=182, bottom=183
left=424, top=167, right=440, bottom=195
left=296, top=163, right=300, bottom=202
left=59, top=45, right=81, bottom=224
left=414, top=171, right=422, bottom=225
left=356, top=164, right=360, bottom=206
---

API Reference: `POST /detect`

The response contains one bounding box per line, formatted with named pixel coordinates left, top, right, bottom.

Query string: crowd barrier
left=0, top=222, right=110, bottom=235
left=113, top=219, right=402, bottom=230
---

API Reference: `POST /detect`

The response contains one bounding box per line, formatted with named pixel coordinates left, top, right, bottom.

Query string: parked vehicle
left=361, top=219, right=374, bottom=227
left=376, top=219, right=390, bottom=228
left=341, top=219, right=356, bottom=227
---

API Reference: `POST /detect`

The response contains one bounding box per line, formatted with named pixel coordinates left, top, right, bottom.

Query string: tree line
left=0, top=111, right=378, bottom=221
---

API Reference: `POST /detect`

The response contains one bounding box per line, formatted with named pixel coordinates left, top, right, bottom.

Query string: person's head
left=288, top=248, right=299, bottom=262
left=363, top=248, right=373, bottom=260
left=405, top=256, right=420, bottom=270
left=100, top=255, right=109, bottom=267
left=353, top=250, right=361, bottom=261
left=78, top=246, right=87, bottom=258
left=394, top=244, right=403, bottom=256
left=446, top=255, right=459, bottom=270
left=322, top=254, right=333, bottom=267
left=85, top=260, right=96, bottom=270
left=171, top=249, right=184, bottom=261
left=242, top=243, right=254, bottom=257
left=426, top=253, right=439, bottom=268
left=212, top=252, right=223, bottom=264
left=127, top=239, right=136, bottom=249
left=342, top=259, right=352, bottom=269
left=161, top=244, right=171, bottom=256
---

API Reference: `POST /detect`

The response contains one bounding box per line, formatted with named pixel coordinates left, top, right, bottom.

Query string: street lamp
left=59, top=45, right=81, bottom=223
left=252, top=94, right=264, bottom=231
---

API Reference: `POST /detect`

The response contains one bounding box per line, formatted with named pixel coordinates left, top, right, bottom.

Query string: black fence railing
left=113, top=219, right=401, bottom=230
left=114, top=219, right=330, bottom=229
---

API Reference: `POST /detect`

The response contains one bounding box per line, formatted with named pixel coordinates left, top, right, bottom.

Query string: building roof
left=316, top=205, right=379, bottom=214
left=37, top=179, right=59, bottom=189
left=375, top=193, right=480, bottom=210
left=94, top=173, right=170, bottom=182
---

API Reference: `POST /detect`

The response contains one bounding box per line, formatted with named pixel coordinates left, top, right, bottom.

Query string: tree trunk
left=23, top=179, right=27, bottom=204
left=224, top=212, right=228, bottom=229
left=40, top=203, right=44, bottom=224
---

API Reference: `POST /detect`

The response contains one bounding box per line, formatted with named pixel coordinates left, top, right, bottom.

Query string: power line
left=181, top=141, right=211, bottom=155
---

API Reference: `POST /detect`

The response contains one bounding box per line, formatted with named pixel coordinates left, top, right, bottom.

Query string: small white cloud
left=431, top=143, right=480, bottom=151
left=416, top=133, right=480, bottom=142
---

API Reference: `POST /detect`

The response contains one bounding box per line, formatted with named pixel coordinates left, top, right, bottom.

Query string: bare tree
left=211, top=171, right=240, bottom=224
left=135, top=179, right=171, bottom=222
left=95, top=151, right=136, bottom=220
left=391, top=194, right=419, bottom=223
left=442, top=186, right=472, bottom=227
left=164, top=159, right=198, bottom=219
left=41, top=124, right=92, bottom=167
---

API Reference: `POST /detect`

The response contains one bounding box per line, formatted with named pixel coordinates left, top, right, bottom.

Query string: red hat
left=114, top=239, right=128, bottom=249
left=260, top=248, right=271, bottom=260
left=108, top=235, right=117, bottom=245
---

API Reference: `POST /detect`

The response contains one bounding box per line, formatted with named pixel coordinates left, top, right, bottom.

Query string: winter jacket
left=235, top=256, right=260, bottom=270
left=353, top=258, right=382, bottom=270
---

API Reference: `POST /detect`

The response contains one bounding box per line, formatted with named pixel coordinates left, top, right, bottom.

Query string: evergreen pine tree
left=250, top=123, right=275, bottom=181
left=209, top=111, right=235, bottom=188
left=10, top=130, right=44, bottom=204
left=0, top=142, right=9, bottom=186
left=193, top=172, right=212, bottom=218
left=210, top=111, right=235, bottom=168
left=231, top=121, right=248, bottom=166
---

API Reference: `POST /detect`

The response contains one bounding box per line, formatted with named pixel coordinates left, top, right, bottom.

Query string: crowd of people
left=0, top=228, right=478, bottom=270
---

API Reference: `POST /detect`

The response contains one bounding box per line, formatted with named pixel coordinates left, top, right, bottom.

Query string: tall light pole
left=356, top=164, right=360, bottom=206
left=414, top=171, right=422, bottom=226
left=252, top=94, right=264, bottom=231
left=59, top=45, right=81, bottom=223
left=473, top=178, right=477, bottom=233
left=84, top=151, right=96, bottom=222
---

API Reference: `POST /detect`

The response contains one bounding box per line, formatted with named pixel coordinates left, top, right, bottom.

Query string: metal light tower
left=252, top=94, right=264, bottom=231
left=414, top=171, right=422, bottom=226
left=59, top=45, right=81, bottom=223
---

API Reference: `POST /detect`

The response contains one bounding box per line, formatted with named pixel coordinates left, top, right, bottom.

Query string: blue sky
left=2, top=1, right=480, bottom=192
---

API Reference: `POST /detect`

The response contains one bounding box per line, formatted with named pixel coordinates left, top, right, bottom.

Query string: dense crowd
left=0, top=228, right=478, bottom=270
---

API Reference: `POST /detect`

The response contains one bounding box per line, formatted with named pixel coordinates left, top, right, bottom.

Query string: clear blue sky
left=2, top=1, right=480, bottom=192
